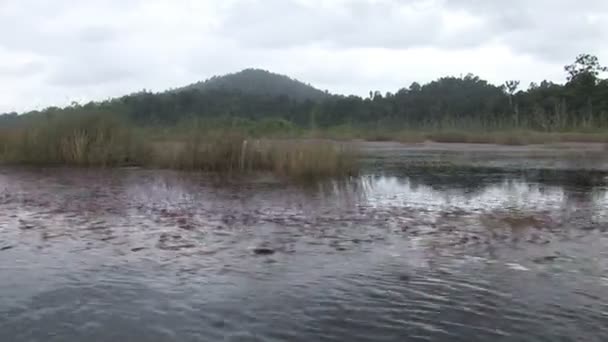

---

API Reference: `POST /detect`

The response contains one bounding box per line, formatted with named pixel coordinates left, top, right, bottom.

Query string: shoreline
left=356, top=140, right=608, bottom=152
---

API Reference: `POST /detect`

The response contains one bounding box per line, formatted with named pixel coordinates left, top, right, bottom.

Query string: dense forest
left=2, top=54, right=608, bottom=132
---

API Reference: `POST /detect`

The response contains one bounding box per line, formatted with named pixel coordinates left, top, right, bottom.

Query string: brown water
left=1, top=144, right=608, bottom=341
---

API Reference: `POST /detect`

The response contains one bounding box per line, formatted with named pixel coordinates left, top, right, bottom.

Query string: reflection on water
left=360, top=176, right=566, bottom=211
left=1, top=164, right=608, bottom=341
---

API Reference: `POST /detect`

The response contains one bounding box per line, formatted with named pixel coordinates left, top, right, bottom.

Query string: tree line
left=2, top=54, right=607, bottom=131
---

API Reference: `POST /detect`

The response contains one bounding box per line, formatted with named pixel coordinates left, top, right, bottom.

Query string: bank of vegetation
left=0, top=54, right=607, bottom=175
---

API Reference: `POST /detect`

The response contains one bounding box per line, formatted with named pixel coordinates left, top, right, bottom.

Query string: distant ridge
left=178, top=68, right=329, bottom=101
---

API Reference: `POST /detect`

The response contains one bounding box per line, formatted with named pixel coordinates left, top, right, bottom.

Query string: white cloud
left=0, top=0, right=607, bottom=112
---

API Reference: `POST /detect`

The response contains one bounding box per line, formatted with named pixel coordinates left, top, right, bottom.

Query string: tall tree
left=564, top=54, right=608, bottom=124
left=565, top=54, right=607, bottom=83
left=505, top=80, right=520, bottom=126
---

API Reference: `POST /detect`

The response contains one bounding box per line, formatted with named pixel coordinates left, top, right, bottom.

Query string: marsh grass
left=162, top=123, right=608, bottom=146
left=309, top=126, right=608, bottom=145
left=151, top=132, right=357, bottom=180
left=0, top=113, right=145, bottom=166
left=0, top=115, right=357, bottom=180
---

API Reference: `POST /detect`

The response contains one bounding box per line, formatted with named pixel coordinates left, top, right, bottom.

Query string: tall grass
left=0, top=113, right=145, bottom=166
left=151, top=130, right=357, bottom=180
left=0, top=114, right=357, bottom=180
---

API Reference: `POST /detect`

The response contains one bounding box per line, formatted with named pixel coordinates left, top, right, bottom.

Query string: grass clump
left=262, top=140, right=357, bottom=179
left=151, top=131, right=357, bottom=180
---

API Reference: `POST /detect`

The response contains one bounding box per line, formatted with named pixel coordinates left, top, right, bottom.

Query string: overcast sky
left=1, top=0, right=607, bottom=112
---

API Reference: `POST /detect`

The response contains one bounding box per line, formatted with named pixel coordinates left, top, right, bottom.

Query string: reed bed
left=0, top=114, right=357, bottom=180
left=151, top=134, right=357, bottom=180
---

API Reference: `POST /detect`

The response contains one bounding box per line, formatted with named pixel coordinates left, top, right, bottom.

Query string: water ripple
left=1, top=166, right=608, bottom=341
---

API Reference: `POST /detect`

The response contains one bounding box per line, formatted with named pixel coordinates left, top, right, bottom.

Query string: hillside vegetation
left=1, top=54, right=608, bottom=141
left=178, top=69, right=329, bottom=102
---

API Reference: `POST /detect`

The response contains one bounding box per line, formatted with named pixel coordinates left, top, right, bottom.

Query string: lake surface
left=1, top=143, right=608, bottom=341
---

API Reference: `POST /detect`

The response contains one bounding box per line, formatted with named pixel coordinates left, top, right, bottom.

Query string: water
left=1, top=143, right=608, bottom=341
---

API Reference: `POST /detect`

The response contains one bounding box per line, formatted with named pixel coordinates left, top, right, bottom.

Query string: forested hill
left=0, top=68, right=330, bottom=126
left=178, top=69, right=329, bottom=101
left=2, top=54, right=608, bottom=131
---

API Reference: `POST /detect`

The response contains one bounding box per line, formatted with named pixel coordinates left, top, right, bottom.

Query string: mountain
left=0, top=69, right=330, bottom=127
left=179, top=69, right=329, bottom=102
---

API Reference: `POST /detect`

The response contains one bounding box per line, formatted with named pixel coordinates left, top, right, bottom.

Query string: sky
left=1, top=0, right=607, bottom=113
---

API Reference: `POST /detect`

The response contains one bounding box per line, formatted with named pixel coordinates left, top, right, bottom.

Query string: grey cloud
left=0, top=0, right=160, bottom=90
left=217, top=0, right=608, bottom=61
left=48, top=60, right=136, bottom=87
left=0, top=1, right=137, bottom=56
left=44, top=37, right=161, bottom=88
left=0, top=60, right=44, bottom=77
left=216, top=0, right=443, bottom=49
left=444, top=0, right=608, bottom=60
left=77, top=26, right=122, bottom=44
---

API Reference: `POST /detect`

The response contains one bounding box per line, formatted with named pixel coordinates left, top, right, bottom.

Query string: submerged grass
left=0, top=114, right=358, bottom=180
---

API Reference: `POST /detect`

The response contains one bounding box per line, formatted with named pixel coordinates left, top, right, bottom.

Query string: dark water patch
left=252, top=247, right=275, bottom=255
left=533, top=255, right=560, bottom=264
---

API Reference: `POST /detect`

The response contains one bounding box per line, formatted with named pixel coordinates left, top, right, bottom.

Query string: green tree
left=564, top=54, right=608, bottom=125
left=505, top=80, right=520, bottom=126
left=565, top=54, right=607, bottom=83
